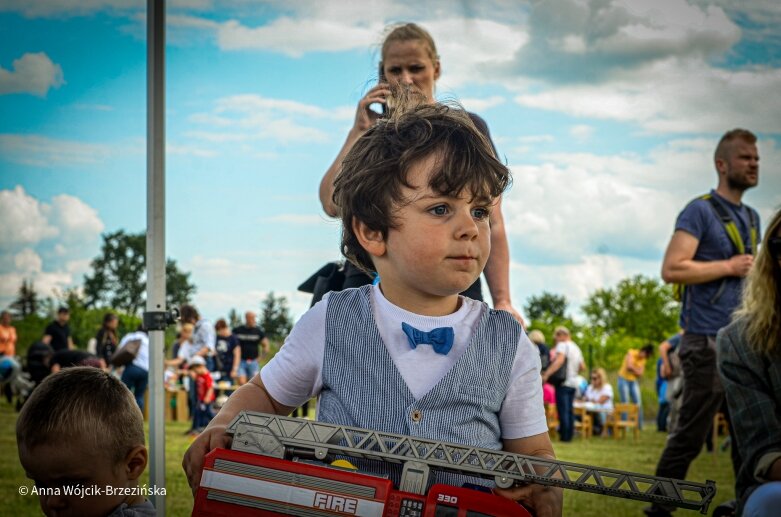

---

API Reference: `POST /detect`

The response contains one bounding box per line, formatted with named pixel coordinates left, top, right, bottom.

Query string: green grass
left=1, top=401, right=734, bottom=516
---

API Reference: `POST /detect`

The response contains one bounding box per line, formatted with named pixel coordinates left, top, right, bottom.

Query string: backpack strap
left=702, top=193, right=757, bottom=255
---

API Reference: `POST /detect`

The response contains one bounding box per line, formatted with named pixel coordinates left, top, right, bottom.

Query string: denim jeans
left=121, top=363, right=149, bottom=411
left=618, top=375, right=643, bottom=429
left=744, top=482, right=781, bottom=517
left=555, top=386, right=577, bottom=442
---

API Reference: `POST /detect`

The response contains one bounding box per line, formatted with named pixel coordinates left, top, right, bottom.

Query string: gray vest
left=319, top=286, right=520, bottom=487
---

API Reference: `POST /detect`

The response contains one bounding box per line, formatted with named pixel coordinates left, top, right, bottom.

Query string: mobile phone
left=377, top=62, right=388, bottom=117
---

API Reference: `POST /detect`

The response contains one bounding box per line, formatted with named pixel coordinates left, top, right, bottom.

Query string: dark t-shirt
left=215, top=334, right=239, bottom=374
left=95, top=328, right=118, bottom=365
left=675, top=190, right=760, bottom=335
left=50, top=349, right=98, bottom=369
left=232, top=325, right=266, bottom=360
left=44, top=321, right=71, bottom=352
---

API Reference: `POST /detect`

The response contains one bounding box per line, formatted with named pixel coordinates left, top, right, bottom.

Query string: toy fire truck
left=193, top=412, right=715, bottom=516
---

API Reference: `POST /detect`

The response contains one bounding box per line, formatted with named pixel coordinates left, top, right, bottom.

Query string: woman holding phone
left=319, top=22, right=522, bottom=323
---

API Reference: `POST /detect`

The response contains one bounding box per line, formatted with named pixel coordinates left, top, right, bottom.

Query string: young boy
left=188, top=355, right=215, bottom=434
left=17, top=366, right=156, bottom=516
left=183, top=103, right=562, bottom=514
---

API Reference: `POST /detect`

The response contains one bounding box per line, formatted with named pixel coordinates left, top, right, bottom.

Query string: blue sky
left=1, top=0, right=780, bottom=325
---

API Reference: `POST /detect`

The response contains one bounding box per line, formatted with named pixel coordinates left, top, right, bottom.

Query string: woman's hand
left=353, top=83, right=391, bottom=132
left=494, top=300, right=526, bottom=329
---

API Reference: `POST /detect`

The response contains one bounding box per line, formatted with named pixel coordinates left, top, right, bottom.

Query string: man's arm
left=67, top=336, right=74, bottom=350
left=494, top=433, right=563, bottom=516
left=182, top=375, right=294, bottom=493
left=661, top=230, right=753, bottom=284
left=482, top=197, right=525, bottom=327
left=659, top=341, right=673, bottom=378
left=261, top=336, right=271, bottom=355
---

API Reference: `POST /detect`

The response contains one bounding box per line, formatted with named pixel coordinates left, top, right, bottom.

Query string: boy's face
left=18, top=439, right=145, bottom=517
left=367, top=153, right=491, bottom=313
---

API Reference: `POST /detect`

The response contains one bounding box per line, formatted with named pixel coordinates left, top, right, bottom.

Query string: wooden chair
left=607, top=403, right=640, bottom=441
left=545, top=403, right=559, bottom=439
left=574, top=405, right=593, bottom=439
left=711, top=412, right=729, bottom=453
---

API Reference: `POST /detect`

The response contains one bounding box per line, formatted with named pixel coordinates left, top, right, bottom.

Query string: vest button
left=411, top=410, right=422, bottom=422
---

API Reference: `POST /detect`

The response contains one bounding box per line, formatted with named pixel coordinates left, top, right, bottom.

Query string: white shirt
left=553, top=339, right=584, bottom=389
left=119, top=331, right=149, bottom=372
left=177, top=340, right=200, bottom=363
left=584, top=383, right=614, bottom=410
left=262, top=284, right=547, bottom=440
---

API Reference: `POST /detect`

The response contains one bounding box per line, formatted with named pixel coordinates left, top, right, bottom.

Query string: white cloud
left=0, top=188, right=105, bottom=310
left=216, top=18, right=383, bottom=57
left=167, top=143, right=217, bottom=158
left=569, top=124, right=594, bottom=142
left=0, top=134, right=112, bottom=167
left=14, top=248, right=43, bottom=273
left=514, top=58, right=781, bottom=134
left=503, top=137, right=781, bottom=270
left=186, top=94, right=352, bottom=145
left=0, top=186, right=58, bottom=247
left=0, top=52, right=64, bottom=96
left=49, top=194, right=105, bottom=242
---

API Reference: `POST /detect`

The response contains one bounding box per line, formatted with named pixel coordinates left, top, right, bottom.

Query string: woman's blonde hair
left=381, top=22, right=439, bottom=64
left=592, top=367, right=608, bottom=385
left=733, top=207, right=781, bottom=355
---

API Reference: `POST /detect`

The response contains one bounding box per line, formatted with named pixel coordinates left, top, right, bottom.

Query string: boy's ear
left=124, top=445, right=148, bottom=481
left=352, top=217, right=386, bottom=258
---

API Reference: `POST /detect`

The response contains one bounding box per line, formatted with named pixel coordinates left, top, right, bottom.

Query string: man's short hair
left=333, top=102, right=510, bottom=273
left=715, top=128, right=757, bottom=162
left=57, top=306, right=69, bottom=315
left=16, top=367, right=144, bottom=465
left=180, top=304, right=199, bottom=323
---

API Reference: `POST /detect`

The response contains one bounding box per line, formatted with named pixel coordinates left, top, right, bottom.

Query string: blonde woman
left=718, top=207, right=781, bottom=517
left=583, top=367, right=614, bottom=436
left=319, top=22, right=522, bottom=324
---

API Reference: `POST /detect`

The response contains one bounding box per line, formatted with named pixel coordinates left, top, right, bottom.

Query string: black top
left=44, top=321, right=71, bottom=352
left=95, top=328, right=118, bottom=364
left=215, top=334, right=240, bottom=374
left=232, top=325, right=265, bottom=360
left=51, top=349, right=98, bottom=369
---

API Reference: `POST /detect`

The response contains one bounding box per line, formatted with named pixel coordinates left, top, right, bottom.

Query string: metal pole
left=146, top=0, right=166, bottom=513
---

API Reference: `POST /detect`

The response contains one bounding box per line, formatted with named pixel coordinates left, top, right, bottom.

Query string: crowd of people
left=4, top=20, right=778, bottom=517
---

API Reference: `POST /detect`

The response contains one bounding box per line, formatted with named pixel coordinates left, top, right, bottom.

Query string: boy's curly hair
left=333, top=96, right=511, bottom=273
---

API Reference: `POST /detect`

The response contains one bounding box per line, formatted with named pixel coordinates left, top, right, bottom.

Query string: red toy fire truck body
left=195, top=448, right=529, bottom=516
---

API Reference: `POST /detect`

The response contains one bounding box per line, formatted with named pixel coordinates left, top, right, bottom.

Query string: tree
left=582, top=274, right=679, bottom=346
left=259, top=292, right=293, bottom=342
left=525, top=291, right=568, bottom=322
left=83, top=230, right=196, bottom=315
left=10, top=279, right=39, bottom=317
left=227, top=308, right=242, bottom=329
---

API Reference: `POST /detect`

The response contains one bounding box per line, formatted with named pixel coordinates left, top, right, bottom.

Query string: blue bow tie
left=401, top=323, right=454, bottom=355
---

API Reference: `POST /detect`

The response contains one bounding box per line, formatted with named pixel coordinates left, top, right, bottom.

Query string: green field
left=1, top=402, right=734, bottom=516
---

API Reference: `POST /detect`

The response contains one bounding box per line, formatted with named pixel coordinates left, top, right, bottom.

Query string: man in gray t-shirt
left=646, top=129, right=760, bottom=517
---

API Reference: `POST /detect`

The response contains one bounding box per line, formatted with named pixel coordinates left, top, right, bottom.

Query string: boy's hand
left=182, top=424, right=232, bottom=495
left=494, top=483, right=563, bottom=517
